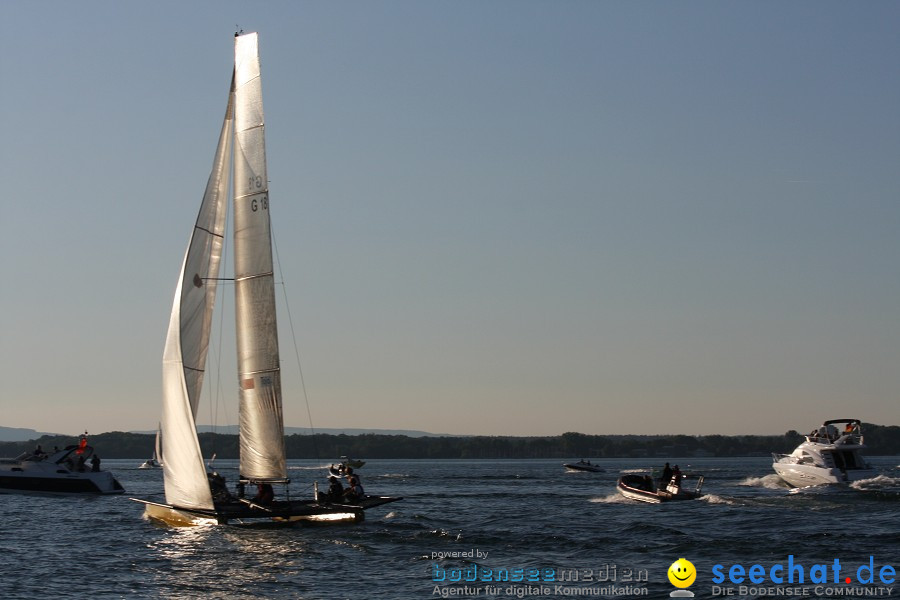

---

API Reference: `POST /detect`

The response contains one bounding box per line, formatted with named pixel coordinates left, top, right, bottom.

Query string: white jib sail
left=160, top=81, right=234, bottom=509
left=232, top=32, right=287, bottom=481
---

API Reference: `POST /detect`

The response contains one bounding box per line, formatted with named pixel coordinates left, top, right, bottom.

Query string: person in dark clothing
left=325, top=475, right=344, bottom=502
left=208, top=471, right=231, bottom=502
left=254, top=483, right=274, bottom=505
left=91, top=455, right=101, bottom=472
left=660, top=462, right=673, bottom=487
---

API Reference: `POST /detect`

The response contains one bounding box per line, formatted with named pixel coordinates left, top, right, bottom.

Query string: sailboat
left=139, top=427, right=162, bottom=469
left=133, top=32, right=400, bottom=526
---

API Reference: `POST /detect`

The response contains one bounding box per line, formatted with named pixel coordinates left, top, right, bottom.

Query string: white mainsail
left=232, top=33, right=287, bottom=482
left=160, top=78, right=234, bottom=510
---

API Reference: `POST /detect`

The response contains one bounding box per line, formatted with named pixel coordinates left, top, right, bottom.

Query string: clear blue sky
left=1, top=1, right=898, bottom=437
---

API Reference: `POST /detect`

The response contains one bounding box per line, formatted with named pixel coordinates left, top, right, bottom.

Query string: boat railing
left=694, top=475, right=705, bottom=494
left=835, top=433, right=864, bottom=446
left=805, top=433, right=864, bottom=446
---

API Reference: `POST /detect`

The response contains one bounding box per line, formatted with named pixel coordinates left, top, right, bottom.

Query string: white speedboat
left=0, top=444, right=125, bottom=495
left=772, top=419, right=876, bottom=487
left=617, top=472, right=705, bottom=503
left=564, top=460, right=603, bottom=473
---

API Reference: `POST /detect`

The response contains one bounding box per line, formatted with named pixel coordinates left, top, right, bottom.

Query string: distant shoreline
left=2, top=424, right=897, bottom=459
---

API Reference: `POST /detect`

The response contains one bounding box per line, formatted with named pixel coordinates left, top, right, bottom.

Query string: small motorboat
left=329, top=457, right=365, bottom=476
left=617, top=473, right=704, bottom=504
left=772, top=419, right=876, bottom=487
left=564, top=459, right=603, bottom=473
left=139, top=455, right=161, bottom=469
left=0, top=442, right=125, bottom=495
left=341, top=456, right=365, bottom=469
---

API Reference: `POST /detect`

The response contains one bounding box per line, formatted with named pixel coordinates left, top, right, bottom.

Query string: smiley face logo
left=668, top=558, right=696, bottom=588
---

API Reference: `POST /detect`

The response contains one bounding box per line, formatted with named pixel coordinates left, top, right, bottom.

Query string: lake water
left=1, top=457, right=897, bottom=599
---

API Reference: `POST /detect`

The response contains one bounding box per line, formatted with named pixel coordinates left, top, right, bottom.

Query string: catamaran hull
left=141, top=501, right=222, bottom=527
left=134, top=496, right=401, bottom=527
left=772, top=463, right=876, bottom=488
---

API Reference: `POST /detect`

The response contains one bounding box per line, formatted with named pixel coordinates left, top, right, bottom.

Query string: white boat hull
left=617, top=484, right=666, bottom=504
left=0, top=461, right=125, bottom=495
left=772, top=463, right=876, bottom=488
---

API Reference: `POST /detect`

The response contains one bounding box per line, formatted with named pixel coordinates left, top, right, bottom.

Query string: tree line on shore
left=1, top=423, right=897, bottom=459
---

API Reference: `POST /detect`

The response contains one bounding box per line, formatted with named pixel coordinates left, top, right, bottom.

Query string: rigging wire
left=208, top=249, right=234, bottom=453
left=206, top=176, right=234, bottom=461
left=271, top=221, right=321, bottom=462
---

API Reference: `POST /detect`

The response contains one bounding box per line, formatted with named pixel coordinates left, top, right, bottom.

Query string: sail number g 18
left=251, top=195, right=268, bottom=212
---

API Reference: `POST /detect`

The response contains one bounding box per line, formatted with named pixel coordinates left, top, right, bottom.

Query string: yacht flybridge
left=772, top=419, right=875, bottom=488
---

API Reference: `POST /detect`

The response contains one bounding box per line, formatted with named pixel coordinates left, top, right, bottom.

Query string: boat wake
left=287, top=464, right=333, bottom=471
left=590, top=493, right=629, bottom=504
left=738, top=474, right=790, bottom=490
left=849, top=474, right=900, bottom=491
left=700, top=494, right=736, bottom=505
left=787, top=483, right=853, bottom=495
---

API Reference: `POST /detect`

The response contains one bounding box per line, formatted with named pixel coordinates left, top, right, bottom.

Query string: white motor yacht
left=772, top=419, right=875, bottom=487
left=0, top=443, right=124, bottom=495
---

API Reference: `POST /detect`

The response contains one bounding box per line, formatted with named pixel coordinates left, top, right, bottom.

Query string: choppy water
left=1, top=457, right=897, bottom=599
